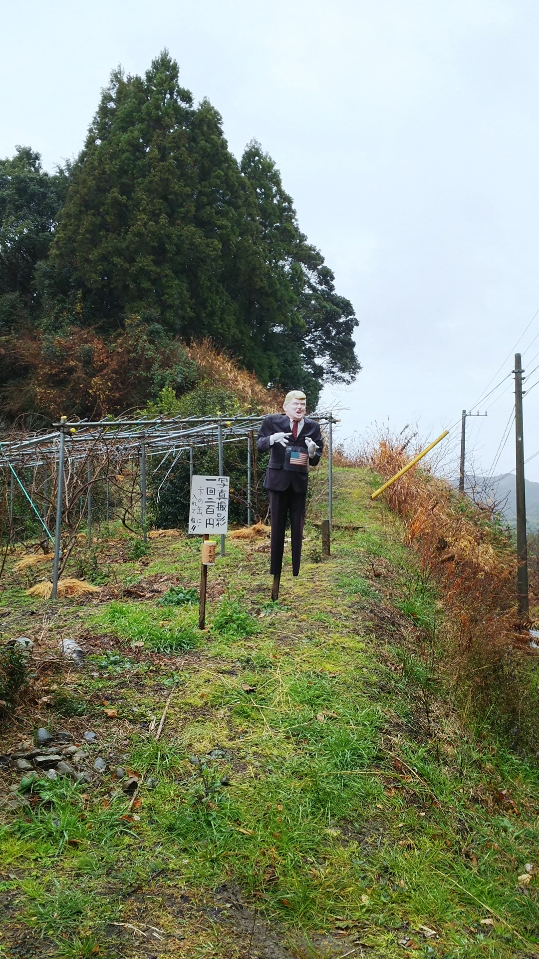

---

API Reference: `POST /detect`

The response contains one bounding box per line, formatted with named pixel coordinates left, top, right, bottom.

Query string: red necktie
left=292, top=421, right=298, bottom=440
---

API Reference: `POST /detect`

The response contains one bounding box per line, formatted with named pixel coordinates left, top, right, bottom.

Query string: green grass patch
left=157, top=585, right=199, bottom=606
left=50, top=686, right=89, bottom=717
left=338, top=573, right=380, bottom=599
left=2, top=467, right=539, bottom=956
left=211, top=596, right=260, bottom=639
left=89, top=600, right=200, bottom=653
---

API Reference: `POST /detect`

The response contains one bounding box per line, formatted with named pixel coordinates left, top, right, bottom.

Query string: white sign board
left=188, top=475, right=230, bottom=535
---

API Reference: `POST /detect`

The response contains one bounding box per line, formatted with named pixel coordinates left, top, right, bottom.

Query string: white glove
left=305, top=436, right=319, bottom=457
left=270, top=432, right=291, bottom=447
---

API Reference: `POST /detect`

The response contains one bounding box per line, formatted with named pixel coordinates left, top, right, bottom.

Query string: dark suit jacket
left=257, top=414, right=323, bottom=493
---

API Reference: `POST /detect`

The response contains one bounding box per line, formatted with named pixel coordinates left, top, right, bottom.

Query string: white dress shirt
left=270, top=418, right=305, bottom=444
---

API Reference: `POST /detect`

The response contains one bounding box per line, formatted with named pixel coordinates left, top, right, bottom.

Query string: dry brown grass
left=26, top=578, right=101, bottom=599
left=13, top=554, right=51, bottom=572
left=185, top=340, right=281, bottom=413
left=363, top=431, right=539, bottom=744
left=368, top=435, right=518, bottom=643
left=229, top=522, right=271, bottom=540
left=331, top=439, right=366, bottom=468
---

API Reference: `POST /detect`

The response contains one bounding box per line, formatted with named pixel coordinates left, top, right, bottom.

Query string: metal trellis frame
left=1, top=411, right=335, bottom=596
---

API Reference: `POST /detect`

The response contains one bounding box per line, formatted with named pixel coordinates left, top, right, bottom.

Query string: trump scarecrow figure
left=257, top=390, right=323, bottom=600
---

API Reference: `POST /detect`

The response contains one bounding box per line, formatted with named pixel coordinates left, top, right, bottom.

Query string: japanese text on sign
left=188, top=475, right=230, bottom=535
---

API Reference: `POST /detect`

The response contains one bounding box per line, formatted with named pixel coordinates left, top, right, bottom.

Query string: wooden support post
left=199, top=534, right=209, bottom=629
left=271, top=574, right=280, bottom=602
left=514, top=353, right=529, bottom=618
left=321, top=519, right=330, bottom=556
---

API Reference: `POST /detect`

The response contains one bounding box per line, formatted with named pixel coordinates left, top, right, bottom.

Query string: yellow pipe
left=370, top=431, right=449, bottom=500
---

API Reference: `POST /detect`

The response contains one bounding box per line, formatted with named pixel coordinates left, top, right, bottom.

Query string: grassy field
left=0, top=467, right=538, bottom=958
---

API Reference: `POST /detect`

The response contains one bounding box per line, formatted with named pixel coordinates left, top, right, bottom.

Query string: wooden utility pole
left=514, top=353, right=529, bottom=618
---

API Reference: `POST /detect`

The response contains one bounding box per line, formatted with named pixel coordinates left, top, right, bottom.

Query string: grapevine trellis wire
left=0, top=412, right=336, bottom=598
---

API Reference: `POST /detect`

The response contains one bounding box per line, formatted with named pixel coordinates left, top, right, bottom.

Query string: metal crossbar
left=1, top=414, right=327, bottom=467
left=1, top=411, right=335, bottom=599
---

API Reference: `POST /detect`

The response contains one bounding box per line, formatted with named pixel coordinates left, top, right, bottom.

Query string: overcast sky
left=2, top=0, right=539, bottom=480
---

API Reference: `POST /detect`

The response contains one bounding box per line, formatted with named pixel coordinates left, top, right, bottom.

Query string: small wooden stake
left=199, top=534, right=209, bottom=629
left=321, top=519, right=330, bottom=556
left=155, top=688, right=175, bottom=742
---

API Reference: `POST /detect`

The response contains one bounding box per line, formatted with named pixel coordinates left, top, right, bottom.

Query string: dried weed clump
left=186, top=340, right=280, bottom=413
left=13, top=554, right=51, bottom=572
left=366, top=431, right=538, bottom=748
left=26, top=578, right=101, bottom=600
left=229, top=522, right=271, bottom=540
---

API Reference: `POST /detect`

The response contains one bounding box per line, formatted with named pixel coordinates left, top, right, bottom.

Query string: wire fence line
left=0, top=410, right=336, bottom=596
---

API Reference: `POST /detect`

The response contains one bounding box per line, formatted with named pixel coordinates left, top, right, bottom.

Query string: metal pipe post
left=218, top=419, right=225, bottom=556
left=106, top=477, right=110, bottom=524
left=52, top=424, right=66, bottom=600
left=371, top=431, right=449, bottom=500
left=140, top=442, right=147, bottom=543
left=43, top=469, right=49, bottom=524
left=189, top=445, right=194, bottom=487
left=9, top=470, right=14, bottom=523
left=247, top=434, right=252, bottom=528
left=87, top=459, right=92, bottom=547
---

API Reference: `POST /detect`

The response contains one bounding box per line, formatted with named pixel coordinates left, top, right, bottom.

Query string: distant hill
left=456, top=473, right=539, bottom=530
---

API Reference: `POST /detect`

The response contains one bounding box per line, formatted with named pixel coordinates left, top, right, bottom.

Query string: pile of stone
left=8, top=727, right=97, bottom=787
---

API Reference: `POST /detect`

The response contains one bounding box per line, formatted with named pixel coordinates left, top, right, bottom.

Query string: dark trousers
left=268, top=487, right=306, bottom=577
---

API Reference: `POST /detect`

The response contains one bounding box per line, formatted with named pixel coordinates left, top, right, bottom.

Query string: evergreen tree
left=39, top=52, right=359, bottom=407
left=48, top=52, right=260, bottom=345
left=241, top=141, right=359, bottom=403
left=0, top=146, right=66, bottom=330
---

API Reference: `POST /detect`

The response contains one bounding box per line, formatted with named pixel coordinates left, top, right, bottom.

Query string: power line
left=521, top=360, right=539, bottom=381
left=524, top=378, right=539, bottom=398
left=486, top=409, right=515, bottom=481
left=521, top=327, right=539, bottom=360
left=468, top=306, right=539, bottom=411
left=444, top=372, right=512, bottom=436
left=483, top=380, right=513, bottom=413
left=468, top=373, right=512, bottom=415
left=521, top=348, right=539, bottom=371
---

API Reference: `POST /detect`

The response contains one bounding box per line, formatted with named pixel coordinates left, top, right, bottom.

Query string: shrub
left=0, top=643, right=28, bottom=715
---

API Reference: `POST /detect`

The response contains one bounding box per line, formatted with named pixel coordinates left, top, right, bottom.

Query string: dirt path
left=0, top=467, right=538, bottom=958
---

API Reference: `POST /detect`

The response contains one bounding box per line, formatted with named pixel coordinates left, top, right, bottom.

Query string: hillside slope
left=455, top=473, right=539, bottom=530
left=0, top=468, right=538, bottom=958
